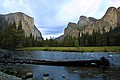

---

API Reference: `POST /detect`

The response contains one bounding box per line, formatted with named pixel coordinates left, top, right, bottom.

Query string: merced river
left=0, top=49, right=120, bottom=80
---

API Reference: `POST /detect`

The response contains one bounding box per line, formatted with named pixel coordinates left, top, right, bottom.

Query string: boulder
left=26, top=72, right=33, bottom=79
left=43, top=73, right=49, bottom=77
left=43, top=77, right=49, bottom=80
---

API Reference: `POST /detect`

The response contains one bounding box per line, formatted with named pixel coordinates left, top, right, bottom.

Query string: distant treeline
left=41, top=26, right=120, bottom=47
left=0, top=21, right=120, bottom=50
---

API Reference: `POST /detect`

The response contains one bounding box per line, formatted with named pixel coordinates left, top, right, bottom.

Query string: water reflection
left=0, top=50, right=120, bottom=80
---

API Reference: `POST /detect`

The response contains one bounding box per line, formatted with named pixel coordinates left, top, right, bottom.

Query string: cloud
left=38, top=27, right=64, bottom=39
left=95, top=0, right=120, bottom=19
left=107, top=0, right=120, bottom=8
left=34, top=0, right=68, bottom=26
left=38, top=25, right=64, bottom=35
left=56, top=0, right=102, bottom=22
left=1, top=0, right=33, bottom=16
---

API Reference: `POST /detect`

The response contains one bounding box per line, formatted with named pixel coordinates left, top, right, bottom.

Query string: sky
left=0, top=0, right=120, bottom=39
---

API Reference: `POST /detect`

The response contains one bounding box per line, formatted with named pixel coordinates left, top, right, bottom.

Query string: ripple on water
left=0, top=50, right=120, bottom=80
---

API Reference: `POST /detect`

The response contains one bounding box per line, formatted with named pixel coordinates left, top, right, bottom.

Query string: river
left=0, top=49, right=120, bottom=80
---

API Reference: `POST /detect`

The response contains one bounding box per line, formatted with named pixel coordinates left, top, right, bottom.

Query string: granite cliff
left=64, top=6, right=120, bottom=38
left=0, top=12, right=43, bottom=40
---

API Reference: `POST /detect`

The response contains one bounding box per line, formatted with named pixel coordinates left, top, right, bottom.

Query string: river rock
left=43, top=73, right=49, bottom=77
left=62, top=75, right=66, bottom=78
left=14, top=70, right=18, bottom=74
left=43, top=77, right=49, bottom=80
left=26, top=72, right=33, bottom=78
left=0, top=71, right=22, bottom=80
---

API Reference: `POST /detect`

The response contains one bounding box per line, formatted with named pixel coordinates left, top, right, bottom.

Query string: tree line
left=0, top=21, right=120, bottom=50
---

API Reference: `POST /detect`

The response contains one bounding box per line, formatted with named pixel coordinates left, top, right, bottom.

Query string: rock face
left=64, top=22, right=79, bottom=38
left=0, top=12, right=43, bottom=40
left=117, top=7, right=120, bottom=26
left=64, top=6, right=119, bottom=38
left=56, top=35, right=63, bottom=40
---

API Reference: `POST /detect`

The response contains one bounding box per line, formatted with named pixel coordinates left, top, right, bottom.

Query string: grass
left=16, top=46, right=120, bottom=52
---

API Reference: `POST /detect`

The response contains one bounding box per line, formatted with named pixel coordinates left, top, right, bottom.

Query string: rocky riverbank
left=0, top=63, right=33, bottom=80
left=0, top=71, right=22, bottom=80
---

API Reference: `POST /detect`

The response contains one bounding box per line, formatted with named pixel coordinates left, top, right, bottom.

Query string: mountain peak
left=118, top=7, right=120, bottom=9
left=64, top=6, right=119, bottom=38
left=102, top=6, right=117, bottom=20
left=79, top=16, right=87, bottom=20
left=108, top=6, right=116, bottom=10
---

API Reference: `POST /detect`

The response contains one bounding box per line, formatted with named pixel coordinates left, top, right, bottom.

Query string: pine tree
left=18, top=20, right=22, bottom=31
left=78, top=32, right=81, bottom=46
left=13, top=20, right=16, bottom=29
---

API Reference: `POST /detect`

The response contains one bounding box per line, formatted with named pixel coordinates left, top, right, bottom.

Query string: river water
left=0, top=49, right=120, bottom=80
